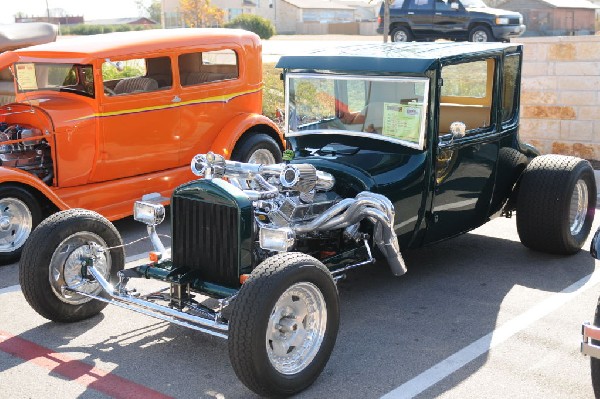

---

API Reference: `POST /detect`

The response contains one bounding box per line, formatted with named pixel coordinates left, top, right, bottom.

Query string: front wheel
left=231, top=133, right=282, bottom=164
left=228, top=253, right=340, bottom=397
left=390, top=26, right=413, bottom=42
left=516, top=155, right=596, bottom=254
left=469, top=26, right=494, bottom=42
left=0, top=185, right=42, bottom=264
left=19, top=209, right=125, bottom=322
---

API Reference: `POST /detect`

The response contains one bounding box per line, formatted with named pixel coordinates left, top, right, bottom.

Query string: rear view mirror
left=451, top=2, right=459, bottom=10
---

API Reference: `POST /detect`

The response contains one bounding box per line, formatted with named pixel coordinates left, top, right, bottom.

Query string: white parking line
left=0, top=251, right=170, bottom=297
left=381, top=267, right=600, bottom=399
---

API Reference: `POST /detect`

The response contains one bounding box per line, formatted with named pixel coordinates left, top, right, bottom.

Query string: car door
left=433, top=0, right=470, bottom=35
left=425, top=57, right=500, bottom=244
left=404, top=0, right=435, bottom=36
left=92, top=55, right=181, bottom=183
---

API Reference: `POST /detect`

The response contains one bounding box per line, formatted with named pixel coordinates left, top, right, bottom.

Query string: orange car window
left=178, top=49, right=238, bottom=87
left=102, top=56, right=172, bottom=96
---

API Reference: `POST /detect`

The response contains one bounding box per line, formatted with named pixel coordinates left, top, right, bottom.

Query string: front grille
left=172, top=196, right=239, bottom=286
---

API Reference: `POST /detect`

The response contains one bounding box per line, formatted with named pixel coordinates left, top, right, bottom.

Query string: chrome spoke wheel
left=0, top=197, right=32, bottom=252
left=248, top=148, right=276, bottom=164
left=394, top=31, right=408, bottom=42
left=266, top=282, right=327, bottom=375
left=569, top=178, right=588, bottom=236
left=49, top=232, right=111, bottom=305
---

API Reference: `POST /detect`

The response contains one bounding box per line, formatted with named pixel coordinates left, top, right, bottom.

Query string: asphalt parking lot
left=1, top=212, right=599, bottom=399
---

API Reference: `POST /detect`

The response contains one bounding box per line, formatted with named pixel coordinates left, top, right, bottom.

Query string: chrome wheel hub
left=472, top=31, right=489, bottom=42
left=0, top=197, right=32, bottom=252
left=569, top=179, right=588, bottom=236
left=394, top=31, right=408, bottom=42
left=266, top=282, right=327, bottom=375
left=248, top=149, right=276, bottom=164
left=49, top=232, right=111, bottom=305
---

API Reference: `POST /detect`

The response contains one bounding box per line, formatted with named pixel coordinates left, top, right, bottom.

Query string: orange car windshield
left=14, top=62, right=95, bottom=98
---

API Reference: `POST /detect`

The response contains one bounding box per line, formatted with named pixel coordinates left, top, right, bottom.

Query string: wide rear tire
left=231, top=133, right=282, bottom=164
left=228, top=253, right=339, bottom=397
left=19, top=209, right=125, bottom=322
left=516, top=155, right=596, bottom=254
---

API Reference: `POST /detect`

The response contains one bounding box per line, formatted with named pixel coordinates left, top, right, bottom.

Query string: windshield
left=14, top=63, right=94, bottom=98
left=285, top=74, right=429, bottom=150
left=460, top=0, right=487, bottom=8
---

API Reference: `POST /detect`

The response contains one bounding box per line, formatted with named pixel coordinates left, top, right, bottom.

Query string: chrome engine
left=0, top=122, right=52, bottom=182
left=191, top=152, right=407, bottom=276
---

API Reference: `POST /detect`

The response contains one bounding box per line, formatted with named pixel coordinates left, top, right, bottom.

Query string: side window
left=439, top=58, right=495, bottom=134
left=390, top=0, right=405, bottom=8
left=435, top=0, right=457, bottom=11
left=102, top=56, right=172, bottom=96
left=407, top=0, right=434, bottom=10
left=178, top=49, right=239, bottom=87
left=502, top=54, right=520, bottom=123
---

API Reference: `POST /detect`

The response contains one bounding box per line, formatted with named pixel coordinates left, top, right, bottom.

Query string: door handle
left=408, top=12, right=415, bottom=14
left=172, top=95, right=181, bottom=103
left=435, top=12, right=442, bottom=15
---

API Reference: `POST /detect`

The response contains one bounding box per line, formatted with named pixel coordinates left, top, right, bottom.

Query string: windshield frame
left=14, top=62, right=95, bottom=99
left=284, top=72, right=430, bottom=151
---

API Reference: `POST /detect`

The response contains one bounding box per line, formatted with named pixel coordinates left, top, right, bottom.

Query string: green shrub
left=61, top=24, right=156, bottom=35
left=225, top=15, right=276, bottom=40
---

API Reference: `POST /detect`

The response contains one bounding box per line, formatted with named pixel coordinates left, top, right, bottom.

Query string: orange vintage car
left=0, top=28, right=284, bottom=262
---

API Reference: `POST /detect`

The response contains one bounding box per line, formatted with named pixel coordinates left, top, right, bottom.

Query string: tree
left=179, top=0, right=225, bottom=28
left=371, top=0, right=393, bottom=43
left=136, top=0, right=162, bottom=23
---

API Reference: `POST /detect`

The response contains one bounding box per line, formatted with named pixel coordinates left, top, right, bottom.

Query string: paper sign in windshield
left=15, top=63, right=38, bottom=90
left=382, top=102, right=422, bottom=143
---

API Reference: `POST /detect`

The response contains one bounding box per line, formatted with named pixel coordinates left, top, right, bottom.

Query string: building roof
left=282, top=0, right=355, bottom=10
left=276, top=42, right=520, bottom=74
left=538, top=0, right=599, bottom=8
left=85, top=17, right=158, bottom=25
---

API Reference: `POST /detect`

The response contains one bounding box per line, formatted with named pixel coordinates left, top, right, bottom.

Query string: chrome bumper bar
left=581, top=322, right=600, bottom=359
left=65, top=264, right=229, bottom=339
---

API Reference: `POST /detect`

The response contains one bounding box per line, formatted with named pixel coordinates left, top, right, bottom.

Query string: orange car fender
left=0, top=168, right=69, bottom=210
left=208, top=113, right=284, bottom=159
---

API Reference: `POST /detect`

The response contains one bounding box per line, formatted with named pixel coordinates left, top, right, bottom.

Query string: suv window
left=407, top=0, right=434, bottom=10
left=102, top=56, right=172, bottom=96
left=390, top=0, right=405, bottom=8
left=179, top=49, right=239, bottom=87
left=435, top=0, right=457, bottom=11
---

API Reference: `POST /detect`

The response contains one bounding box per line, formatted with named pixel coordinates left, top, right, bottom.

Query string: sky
left=0, top=0, right=142, bottom=24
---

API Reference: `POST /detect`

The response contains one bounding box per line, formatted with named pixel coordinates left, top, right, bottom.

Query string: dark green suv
left=20, top=42, right=594, bottom=397
left=377, top=0, right=526, bottom=42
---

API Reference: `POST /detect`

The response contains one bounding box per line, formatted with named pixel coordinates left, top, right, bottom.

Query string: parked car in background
left=20, top=42, right=596, bottom=397
left=377, top=0, right=525, bottom=42
left=0, top=28, right=283, bottom=262
left=0, top=22, right=58, bottom=105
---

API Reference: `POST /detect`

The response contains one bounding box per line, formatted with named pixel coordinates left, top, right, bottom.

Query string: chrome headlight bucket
left=134, top=199, right=166, bottom=226
left=259, top=226, right=295, bottom=252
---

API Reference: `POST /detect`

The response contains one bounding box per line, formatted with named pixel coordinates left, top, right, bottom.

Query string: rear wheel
left=516, top=155, right=596, bottom=254
left=391, top=26, right=413, bottom=42
left=231, top=133, right=282, bottom=164
left=228, top=253, right=339, bottom=397
left=19, top=209, right=125, bottom=322
left=469, top=26, right=494, bottom=42
left=0, top=185, right=42, bottom=265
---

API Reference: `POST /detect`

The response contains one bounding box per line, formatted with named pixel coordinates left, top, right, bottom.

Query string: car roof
left=12, top=28, right=260, bottom=63
left=276, top=41, right=522, bottom=74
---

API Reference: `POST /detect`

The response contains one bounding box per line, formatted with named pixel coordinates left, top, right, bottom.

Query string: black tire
left=469, top=25, right=494, bottom=42
left=19, top=209, right=125, bottom=322
left=231, top=133, right=282, bottom=164
left=390, top=26, right=413, bottom=42
left=516, top=155, right=596, bottom=254
left=228, top=253, right=340, bottom=397
left=0, top=185, right=42, bottom=265
left=592, top=296, right=600, bottom=397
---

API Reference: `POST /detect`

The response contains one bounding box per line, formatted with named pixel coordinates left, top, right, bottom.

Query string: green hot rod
left=19, top=42, right=596, bottom=397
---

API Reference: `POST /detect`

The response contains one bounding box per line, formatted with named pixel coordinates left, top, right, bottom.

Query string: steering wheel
left=104, top=86, right=116, bottom=96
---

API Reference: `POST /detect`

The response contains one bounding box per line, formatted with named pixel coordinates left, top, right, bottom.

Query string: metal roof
left=11, top=28, right=259, bottom=63
left=276, top=41, right=520, bottom=74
